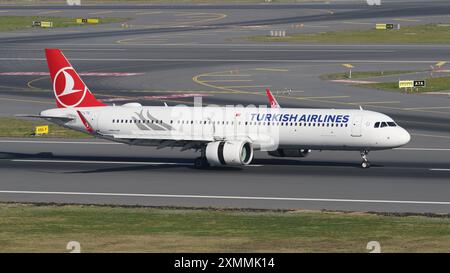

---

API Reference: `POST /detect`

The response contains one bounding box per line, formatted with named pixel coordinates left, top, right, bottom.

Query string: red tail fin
left=45, top=48, right=105, bottom=108
left=266, top=88, right=280, bottom=108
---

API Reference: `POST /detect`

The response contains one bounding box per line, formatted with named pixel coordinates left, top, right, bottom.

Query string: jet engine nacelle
left=268, top=148, right=311, bottom=157
left=205, top=140, right=254, bottom=166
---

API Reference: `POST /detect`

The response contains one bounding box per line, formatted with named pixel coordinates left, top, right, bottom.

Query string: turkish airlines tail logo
left=266, top=89, right=280, bottom=109
left=45, top=48, right=105, bottom=108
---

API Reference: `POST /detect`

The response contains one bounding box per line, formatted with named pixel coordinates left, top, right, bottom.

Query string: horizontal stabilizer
left=15, top=114, right=74, bottom=122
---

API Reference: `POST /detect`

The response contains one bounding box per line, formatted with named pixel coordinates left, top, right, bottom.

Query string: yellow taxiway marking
left=27, top=76, right=48, bottom=90
left=0, top=96, right=53, bottom=105
left=173, top=12, right=227, bottom=25
left=37, top=10, right=62, bottom=15
left=89, top=10, right=113, bottom=15
left=253, top=68, right=289, bottom=72
left=393, top=18, right=421, bottom=22
left=221, top=85, right=272, bottom=89
left=193, top=68, right=450, bottom=116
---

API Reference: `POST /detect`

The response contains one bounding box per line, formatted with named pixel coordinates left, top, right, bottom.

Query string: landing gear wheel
left=194, top=157, right=209, bottom=169
left=360, top=150, right=370, bottom=169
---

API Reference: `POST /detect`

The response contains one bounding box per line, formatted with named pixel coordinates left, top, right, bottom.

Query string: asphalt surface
left=0, top=1, right=449, bottom=213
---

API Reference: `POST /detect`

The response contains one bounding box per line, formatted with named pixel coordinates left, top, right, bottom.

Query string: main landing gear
left=360, top=150, right=370, bottom=169
left=194, top=157, right=209, bottom=169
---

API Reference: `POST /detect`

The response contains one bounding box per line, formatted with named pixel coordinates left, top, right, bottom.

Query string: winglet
left=76, top=110, right=94, bottom=133
left=266, top=88, right=280, bottom=108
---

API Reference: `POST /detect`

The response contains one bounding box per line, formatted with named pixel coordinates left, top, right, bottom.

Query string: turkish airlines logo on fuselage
left=53, top=67, right=87, bottom=108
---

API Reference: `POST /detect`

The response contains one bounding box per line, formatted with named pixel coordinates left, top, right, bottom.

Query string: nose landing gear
left=360, top=150, right=370, bottom=168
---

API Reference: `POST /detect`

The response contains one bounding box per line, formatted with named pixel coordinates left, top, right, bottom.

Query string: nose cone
left=398, top=128, right=411, bottom=146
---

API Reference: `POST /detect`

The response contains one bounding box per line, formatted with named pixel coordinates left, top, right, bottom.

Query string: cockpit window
left=380, top=122, right=387, bottom=128
left=387, top=122, right=396, bottom=127
left=374, top=122, right=380, bottom=128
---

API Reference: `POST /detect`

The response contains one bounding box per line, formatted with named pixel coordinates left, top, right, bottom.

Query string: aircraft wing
left=100, top=132, right=214, bottom=150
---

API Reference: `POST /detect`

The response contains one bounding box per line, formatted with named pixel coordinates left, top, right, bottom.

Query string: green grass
left=320, top=70, right=419, bottom=81
left=361, top=75, right=450, bottom=93
left=0, top=203, right=449, bottom=252
left=0, top=117, right=90, bottom=138
left=0, top=16, right=127, bottom=32
left=248, top=24, right=450, bottom=44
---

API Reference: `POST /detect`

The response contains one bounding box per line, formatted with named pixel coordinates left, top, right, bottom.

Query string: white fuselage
left=41, top=105, right=411, bottom=152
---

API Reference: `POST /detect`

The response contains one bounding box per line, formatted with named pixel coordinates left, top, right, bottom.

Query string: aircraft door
left=351, top=115, right=363, bottom=137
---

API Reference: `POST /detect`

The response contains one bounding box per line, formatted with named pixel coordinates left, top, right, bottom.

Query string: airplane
left=22, top=48, right=411, bottom=169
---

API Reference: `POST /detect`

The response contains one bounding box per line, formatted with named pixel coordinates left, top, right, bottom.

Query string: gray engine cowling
left=268, top=149, right=311, bottom=157
left=205, top=141, right=254, bottom=166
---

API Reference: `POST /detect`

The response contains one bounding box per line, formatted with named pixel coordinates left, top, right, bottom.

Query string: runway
left=0, top=1, right=449, bottom=213
left=0, top=137, right=449, bottom=213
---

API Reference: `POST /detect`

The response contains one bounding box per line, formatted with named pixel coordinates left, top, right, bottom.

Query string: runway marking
left=10, top=159, right=263, bottom=167
left=350, top=101, right=401, bottom=105
left=37, top=10, right=62, bottom=15
left=395, top=148, right=450, bottom=151
left=342, top=21, right=374, bottom=25
left=411, top=133, right=450, bottom=139
left=0, top=190, right=449, bottom=206
left=201, top=79, right=253, bottom=83
left=253, top=68, right=289, bottom=72
left=403, top=106, right=450, bottom=110
left=231, top=49, right=395, bottom=53
left=295, top=95, right=349, bottom=100
left=0, top=72, right=143, bottom=76
left=89, top=10, right=113, bottom=15
left=0, top=140, right=447, bottom=152
left=200, top=74, right=252, bottom=77
left=28, top=43, right=450, bottom=48
left=7, top=48, right=126, bottom=51
left=393, top=18, right=421, bottom=22
left=0, top=58, right=443, bottom=64
left=0, top=97, right=53, bottom=105
left=430, top=169, right=450, bottom=172
left=12, top=159, right=191, bottom=166
left=135, top=11, right=161, bottom=15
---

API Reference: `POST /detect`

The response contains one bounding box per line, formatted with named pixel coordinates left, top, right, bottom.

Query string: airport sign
left=35, top=125, right=49, bottom=135
left=398, top=80, right=413, bottom=88
left=32, top=21, right=53, bottom=28
left=398, top=80, right=426, bottom=88
left=375, top=23, right=394, bottom=30
left=76, top=18, right=99, bottom=24
left=413, top=80, right=426, bottom=87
